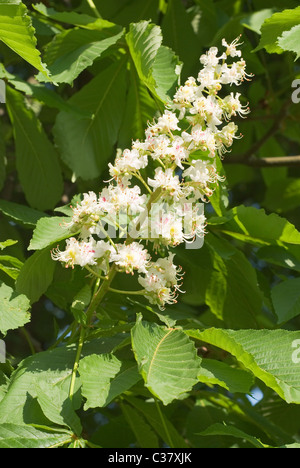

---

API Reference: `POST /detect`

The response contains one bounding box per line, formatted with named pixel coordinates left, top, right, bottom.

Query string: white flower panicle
left=52, top=38, right=251, bottom=309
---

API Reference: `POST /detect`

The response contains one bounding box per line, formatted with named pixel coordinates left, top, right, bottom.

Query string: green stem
left=85, top=264, right=118, bottom=325
left=134, top=171, right=153, bottom=195
left=69, top=325, right=85, bottom=401
left=108, top=287, right=146, bottom=296
left=86, top=0, right=102, bottom=18
left=155, top=398, right=174, bottom=448
left=84, top=264, right=107, bottom=280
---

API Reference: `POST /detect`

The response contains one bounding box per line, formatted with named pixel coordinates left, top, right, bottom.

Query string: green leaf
left=37, top=27, right=124, bottom=85
left=53, top=58, right=127, bottom=180
left=205, top=234, right=263, bottom=328
left=263, top=177, right=300, bottom=213
left=277, top=24, right=300, bottom=60
left=0, top=1, right=49, bottom=76
left=118, top=64, right=157, bottom=148
left=131, top=314, right=201, bottom=405
left=0, top=200, right=47, bottom=227
left=6, top=86, right=63, bottom=212
left=216, top=205, right=300, bottom=247
left=271, top=278, right=300, bottom=324
left=70, top=284, right=92, bottom=325
left=125, top=395, right=188, bottom=448
left=161, top=0, right=198, bottom=76
left=0, top=423, right=72, bottom=449
left=121, top=403, right=159, bottom=448
left=198, top=359, right=254, bottom=394
left=33, top=3, right=119, bottom=31
left=126, top=21, right=181, bottom=103
left=0, top=336, right=126, bottom=425
left=0, top=281, right=30, bottom=334
left=36, top=380, right=82, bottom=436
left=15, top=247, right=56, bottom=304
left=199, top=423, right=268, bottom=448
left=187, top=328, right=300, bottom=404
left=0, top=239, right=18, bottom=250
left=28, top=216, right=74, bottom=251
left=254, top=6, right=300, bottom=54
left=79, top=354, right=140, bottom=409
left=0, top=254, right=23, bottom=280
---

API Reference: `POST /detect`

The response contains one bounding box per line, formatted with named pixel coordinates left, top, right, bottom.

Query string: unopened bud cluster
left=52, top=38, right=251, bottom=309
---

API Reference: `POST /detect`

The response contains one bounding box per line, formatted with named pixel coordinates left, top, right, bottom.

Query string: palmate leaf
left=187, top=328, right=300, bottom=404
left=6, top=87, right=63, bottom=212
left=131, top=314, right=201, bottom=405
left=0, top=0, right=49, bottom=77
left=0, top=335, right=127, bottom=425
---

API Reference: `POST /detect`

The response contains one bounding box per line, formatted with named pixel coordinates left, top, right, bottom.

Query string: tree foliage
left=0, top=0, right=300, bottom=449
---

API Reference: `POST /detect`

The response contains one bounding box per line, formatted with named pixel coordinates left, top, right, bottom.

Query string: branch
left=224, top=154, right=300, bottom=167
left=224, top=99, right=299, bottom=167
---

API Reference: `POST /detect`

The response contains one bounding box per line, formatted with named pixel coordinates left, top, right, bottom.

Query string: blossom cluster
left=52, top=38, right=250, bottom=309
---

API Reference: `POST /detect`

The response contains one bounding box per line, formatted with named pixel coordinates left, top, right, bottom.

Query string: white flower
left=199, top=46, right=222, bottom=68
left=108, top=148, right=148, bottom=178
left=157, top=110, right=180, bottom=132
left=183, top=159, right=219, bottom=186
left=111, top=242, right=150, bottom=274
left=222, top=92, right=250, bottom=120
left=99, top=184, right=147, bottom=215
left=138, top=254, right=182, bottom=308
left=222, top=37, right=242, bottom=58
left=51, top=237, right=97, bottom=268
left=148, top=167, right=182, bottom=200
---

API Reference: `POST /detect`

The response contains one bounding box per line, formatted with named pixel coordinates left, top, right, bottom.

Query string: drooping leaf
left=199, top=423, right=269, bottom=448
left=198, top=359, right=254, bottom=394
left=0, top=1, right=49, bottom=77
left=216, top=205, right=300, bottom=247
left=0, top=281, right=30, bottom=334
left=205, top=234, right=263, bottom=328
left=0, top=200, right=48, bottom=227
left=126, top=20, right=181, bottom=103
left=131, top=314, right=201, bottom=405
left=15, top=247, right=56, bottom=304
left=124, top=395, right=188, bottom=448
left=121, top=402, right=159, bottom=448
left=37, top=27, right=124, bottom=85
left=187, top=328, right=300, bottom=404
left=6, top=86, right=63, bottom=212
left=53, top=58, right=128, bottom=180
